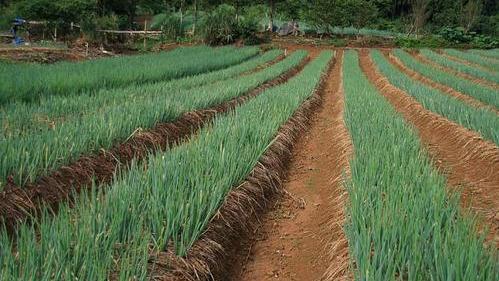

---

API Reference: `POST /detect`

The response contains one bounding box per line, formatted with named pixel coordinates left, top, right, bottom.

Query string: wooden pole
left=143, top=20, right=147, bottom=49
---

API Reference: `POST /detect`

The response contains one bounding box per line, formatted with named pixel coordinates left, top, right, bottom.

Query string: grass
left=0, top=51, right=334, bottom=281
left=420, top=49, right=499, bottom=84
left=0, top=46, right=260, bottom=105
left=393, top=49, right=498, bottom=109
left=0, top=50, right=306, bottom=188
left=371, top=49, right=499, bottom=146
left=343, top=50, right=497, bottom=281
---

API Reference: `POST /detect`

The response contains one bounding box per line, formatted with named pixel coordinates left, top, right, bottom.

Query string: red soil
left=233, top=50, right=352, bottom=281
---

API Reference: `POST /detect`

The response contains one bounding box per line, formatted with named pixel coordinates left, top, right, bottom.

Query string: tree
left=302, top=0, right=378, bottom=33
left=461, top=0, right=483, bottom=32
left=410, top=0, right=431, bottom=36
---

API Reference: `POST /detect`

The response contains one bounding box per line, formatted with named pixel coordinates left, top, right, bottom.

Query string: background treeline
left=0, top=0, right=497, bottom=46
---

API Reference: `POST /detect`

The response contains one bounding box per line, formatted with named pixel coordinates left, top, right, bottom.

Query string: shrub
left=81, top=14, right=120, bottom=43
left=201, top=4, right=238, bottom=45
left=395, top=35, right=448, bottom=48
left=160, top=14, right=185, bottom=41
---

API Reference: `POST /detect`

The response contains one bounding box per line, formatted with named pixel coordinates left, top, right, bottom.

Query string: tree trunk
left=268, top=0, right=275, bottom=32
left=180, top=0, right=184, bottom=26
left=127, top=0, right=137, bottom=29
left=193, top=0, right=198, bottom=35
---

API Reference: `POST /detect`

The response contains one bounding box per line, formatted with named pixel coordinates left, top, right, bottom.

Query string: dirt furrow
left=0, top=58, right=310, bottom=234
left=228, top=50, right=352, bottom=281
left=146, top=53, right=333, bottom=281
left=412, top=52, right=499, bottom=90
left=384, top=51, right=498, bottom=114
left=359, top=50, right=499, bottom=245
left=241, top=54, right=286, bottom=76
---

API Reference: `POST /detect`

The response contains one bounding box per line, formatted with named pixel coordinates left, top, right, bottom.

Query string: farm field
left=0, top=46, right=498, bottom=281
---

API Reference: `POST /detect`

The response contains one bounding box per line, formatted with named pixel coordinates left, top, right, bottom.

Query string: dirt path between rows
left=383, top=51, right=498, bottom=114
left=359, top=50, right=499, bottom=246
left=232, top=50, right=352, bottom=281
left=412, top=52, right=499, bottom=90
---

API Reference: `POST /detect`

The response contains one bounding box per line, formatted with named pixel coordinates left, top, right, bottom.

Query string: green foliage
left=395, top=34, right=448, bottom=48
left=0, top=50, right=328, bottom=280
left=439, top=27, right=498, bottom=48
left=158, top=13, right=185, bottom=41
left=0, top=46, right=265, bottom=187
left=328, top=38, right=348, bottom=47
left=237, top=14, right=262, bottom=45
left=344, top=50, right=498, bottom=280
left=372, top=49, right=499, bottom=146
left=393, top=49, right=499, bottom=108
left=421, top=49, right=499, bottom=83
left=201, top=4, right=238, bottom=45
left=0, top=46, right=258, bottom=108
left=200, top=4, right=261, bottom=46
left=80, top=13, right=120, bottom=42
left=302, top=0, right=378, bottom=34
left=445, top=48, right=499, bottom=71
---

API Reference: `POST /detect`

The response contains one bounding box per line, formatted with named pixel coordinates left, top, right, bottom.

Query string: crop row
left=0, top=46, right=259, bottom=105
left=1, top=49, right=282, bottom=139
left=420, top=49, right=499, bottom=84
left=371, top=50, right=499, bottom=146
left=0, top=50, right=307, bottom=188
left=343, top=50, right=497, bottom=281
left=470, top=49, right=499, bottom=60
left=392, top=49, right=498, bottom=109
left=444, top=49, right=499, bottom=72
left=0, top=51, right=333, bottom=281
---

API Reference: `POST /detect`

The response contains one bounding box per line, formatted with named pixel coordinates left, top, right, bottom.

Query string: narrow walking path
left=233, top=50, right=352, bottom=281
left=359, top=50, right=499, bottom=245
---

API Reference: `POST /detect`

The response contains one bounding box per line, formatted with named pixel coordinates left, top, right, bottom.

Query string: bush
left=395, top=35, right=448, bottom=48
left=237, top=15, right=262, bottom=45
left=438, top=27, right=498, bottom=48
left=201, top=4, right=239, bottom=45
left=81, top=14, right=120, bottom=44
left=201, top=4, right=261, bottom=46
left=159, top=14, right=185, bottom=41
left=439, top=27, right=473, bottom=43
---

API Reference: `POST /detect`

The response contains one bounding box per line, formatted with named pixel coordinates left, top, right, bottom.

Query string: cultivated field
left=0, top=46, right=498, bottom=281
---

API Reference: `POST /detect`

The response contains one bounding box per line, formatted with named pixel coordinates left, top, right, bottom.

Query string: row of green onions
left=392, top=49, right=498, bottom=109
left=444, top=49, right=499, bottom=72
left=0, top=50, right=306, bottom=188
left=371, top=50, right=499, bottom=146
left=420, top=49, right=499, bottom=84
left=342, top=50, right=497, bottom=281
left=0, top=51, right=333, bottom=281
left=1, top=50, right=282, bottom=139
left=0, top=46, right=259, bottom=105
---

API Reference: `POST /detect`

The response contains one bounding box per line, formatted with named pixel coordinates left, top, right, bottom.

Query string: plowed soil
left=232, top=50, right=352, bottom=281
left=359, top=50, right=499, bottom=246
